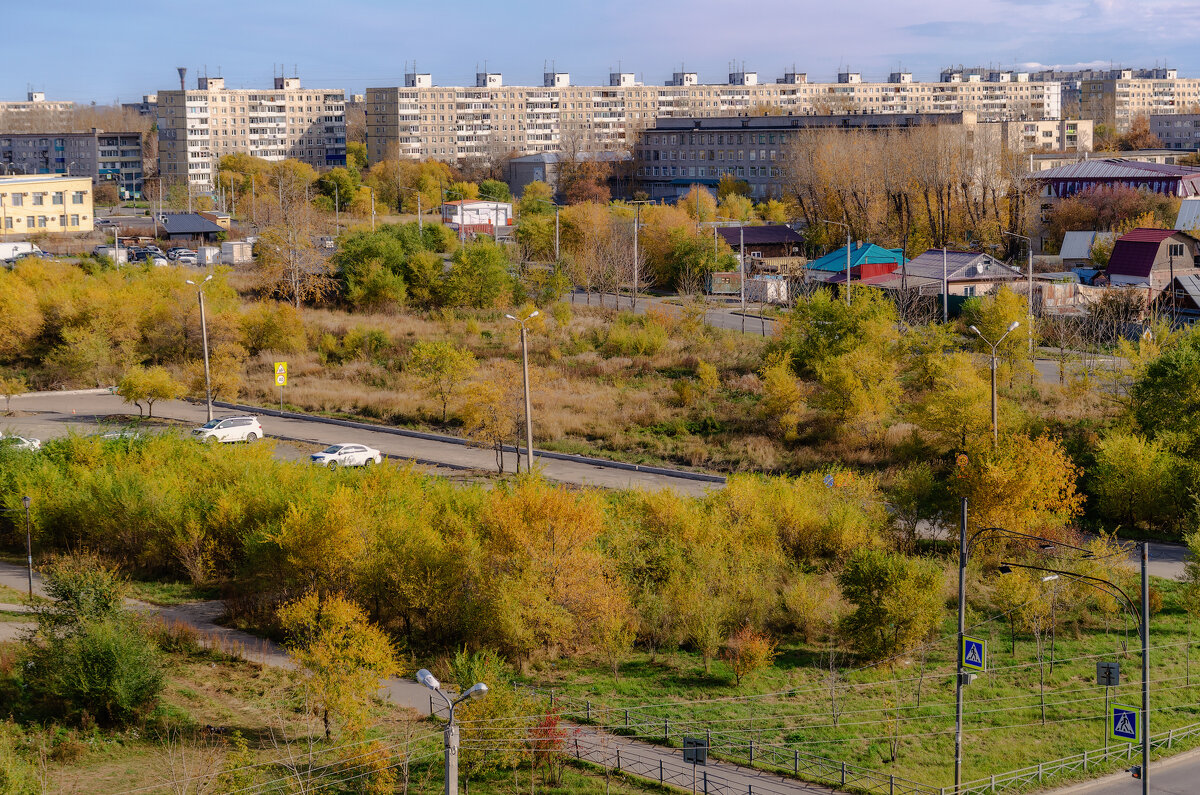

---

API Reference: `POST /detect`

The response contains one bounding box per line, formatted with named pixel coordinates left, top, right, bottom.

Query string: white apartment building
left=157, top=76, right=346, bottom=189
left=366, top=68, right=1064, bottom=163
left=1081, top=69, right=1200, bottom=131
left=0, top=92, right=75, bottom=133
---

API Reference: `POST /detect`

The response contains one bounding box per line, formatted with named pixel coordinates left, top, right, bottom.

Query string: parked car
left=175, top=252, right=197, bottom=264
left=0, top=434, right=41, bottom=451
left=191, top=416, right=263, bottom=443
left=150, top=256, right=170, bottom=267
left=310, top=443, right=382, bottom=469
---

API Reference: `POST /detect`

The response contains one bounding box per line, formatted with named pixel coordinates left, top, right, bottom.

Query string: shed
left=159, top=213, right=226, bottom=242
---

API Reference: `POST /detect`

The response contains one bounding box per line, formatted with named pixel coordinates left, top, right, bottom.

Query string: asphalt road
left=4, top=392, right=715, bottom=496
left=1046, top=745, right=1200, bottom=794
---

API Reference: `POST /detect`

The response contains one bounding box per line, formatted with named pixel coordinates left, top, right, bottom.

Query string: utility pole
left=187, top=276, right=215, bottom=422
left=740, top=223, right=746, bottom=333
left=22, top=496, right=32, bottom=598
left=954, top=497, right=967, bottom=792
left=1142, top=542, right=1150, bottom=795
left=505, top=311, right=540, bottom=473
left=971, top=321, right=1020, bottom=449
left=632, top=203, right=640, bottom=310
left=334, top=183, right=339, bottom=236
left=942, top=247, right=949, bottom=323
left=1003, top=231, right=1035, bottom=354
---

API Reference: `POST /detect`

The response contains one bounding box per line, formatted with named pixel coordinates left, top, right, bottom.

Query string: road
left=0, top=561, right=834, bottom=795
left=4, top=392, right=716, bottom=497
left=1046, top=745, right=1200, bottom=794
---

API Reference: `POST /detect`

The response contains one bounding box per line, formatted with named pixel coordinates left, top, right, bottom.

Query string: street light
left=397, top=185, right=425, bottom=232
left=952, top=512, right=1118, bottom=791
left=969, top=321, right=1019, bottom=449
left=999, top=548, right=1149, bottom=795
left=820, top=218, right=852, bottom=305
left=504, top=310, right=539, bottom=473
left=417, top=668, right=488, bottom=795
left=185, top=275, right=214, bottom=421
left=1001, top=231, right=1035, bottom=355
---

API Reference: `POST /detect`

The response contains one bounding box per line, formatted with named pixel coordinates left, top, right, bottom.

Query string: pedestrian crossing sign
left=1111, top=705, right=1139, bottom=742
left=961, top=635, right=986, bottom=673
left=273, top=361, right=287, bottom=387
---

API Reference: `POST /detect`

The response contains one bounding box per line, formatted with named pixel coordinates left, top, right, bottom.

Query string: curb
left=13, top=387, right=116, bottom=398
left=213, top=401, right=727, bottom=485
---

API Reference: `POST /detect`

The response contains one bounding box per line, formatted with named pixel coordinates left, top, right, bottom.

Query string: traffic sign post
left=1111, top=704, right=1139, bottom=743
left=273, top=361, right=287, bottom=410
left=961, top=635, right=986, bottom=673
left=1097, top=662, right=1120, bottom=687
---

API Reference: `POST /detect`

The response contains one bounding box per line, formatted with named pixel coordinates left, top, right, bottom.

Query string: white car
left=310, top=443, right=382, bottom=469
left=0, top=434, right=41, bottom=451
left=192, top=416, right=263, bottom=443
left=176, top=253, right=197, bottom=265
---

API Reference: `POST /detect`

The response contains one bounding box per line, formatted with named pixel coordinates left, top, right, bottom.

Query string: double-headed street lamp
left=417, top=668, right=488, bottom=795
left=186, top=275, right=214, bottom=421
left=504, top=310, right=539, bottom=473
left=969, top=321, right=1019, bottom=449
left=1001, top=230, right=1035, bottom=355
left=999, top=547, right=1149, bottom=795
left=953, top=510, right=1122, bottom=791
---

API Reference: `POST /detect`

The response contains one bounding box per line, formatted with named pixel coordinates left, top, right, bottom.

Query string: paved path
left=4, top=392, right=715, bottom=497
left=0, top=561, right=831, bottom=794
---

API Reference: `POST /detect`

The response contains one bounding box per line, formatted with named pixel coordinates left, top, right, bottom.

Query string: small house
left=1107, top=228, right=1200, bottom=294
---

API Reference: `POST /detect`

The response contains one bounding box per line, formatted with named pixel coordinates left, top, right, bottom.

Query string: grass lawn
left=0, top=581, right=28, bottom=603
left=126, top=579, right=220, bottom=605
left=517, top=577, right=1200, bottom=791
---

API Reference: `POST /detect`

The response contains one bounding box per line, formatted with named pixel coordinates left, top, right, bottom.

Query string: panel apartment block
left=157, top=76, right=346, bottom=189
left=366, top=69, right=1065, bottom=164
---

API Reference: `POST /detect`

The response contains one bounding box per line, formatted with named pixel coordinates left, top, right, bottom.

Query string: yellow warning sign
left=273, top=361, right=287, bottom=387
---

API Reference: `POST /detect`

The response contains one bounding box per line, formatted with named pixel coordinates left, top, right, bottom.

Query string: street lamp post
left=821, top=218, right=852, bottom=305
left=999, top=547, right=1149, bottom=795
left=417, top=668, right=488, bottom=795
left=186, top=275, right=214, bottom=421
left=398, top=186, right=424, bottom=232
left=969, top=321, right=1019, bottom=449
left=955, top=516, right=1111, bottom=790
left=504, top=310, right=539, bottom=473
left=21, top=496, right=32, bottom=598
left=1002, top=231, right=1035, bottom=355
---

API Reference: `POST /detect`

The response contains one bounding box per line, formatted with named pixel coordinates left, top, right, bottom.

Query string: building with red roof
left=1107, top=228, right=1200, bottom=293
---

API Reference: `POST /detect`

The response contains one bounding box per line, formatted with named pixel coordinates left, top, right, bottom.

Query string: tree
left=717, top=174, right=751, bottom=200
left=117, top=365, right=181, bottom=418
left=1092, top=431, right=1183, bottom=531
left=718, top=194, right=755, bottom=223
left=345, top=142, right=369, bottom=173
left=479, top=179, right=512, bottom=202
left=678, top=185, right=717, bottom=223
left=407, top=341, right=477, bottom=422
left=722, top=624, right=778, bottom=685
left=962, top=286, right=1034, bottom=385
left=0, top=271, right=42, bottom=358
left=1118, top=115, right=1163, bottom=151
left=187, top=342, right=246, bottom=403
left=953, top=433, right=1083, bottom=537
left=461, top=381, right=515, bottom=472
left=559, top=160, right=611, bottom=205
left=837, top=548, right=943, bottom=660
left=908, top=352, right=991, bottom=450
left=278, top=593, right=398, bottom=740
left=517, top=180, right=555, bottom=216
left=316, top=167, right=361, bottom=211
left=1132, top=327, right=1200, bottom=455
left=443, top=241, right=513, bottom=308
left=0, top=373, right=27, bottom=414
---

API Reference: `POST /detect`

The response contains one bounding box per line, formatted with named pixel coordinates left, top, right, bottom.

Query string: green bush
left=596, top=313, right=668, bottom=357
left=0, top=722, right=39, bottom=795
left=22, top=616, right=164, bottom=727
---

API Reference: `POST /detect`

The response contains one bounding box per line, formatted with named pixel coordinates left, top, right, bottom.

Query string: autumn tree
left=443, top=241, right=513, bottom=308
left=837, top=548, right=943, bottom=660
left=908, top=352, right=991, bottom=450
left=0, top=373, right=27, bottom=414
left=407, top=341, right=477, bottom=422
left=0, top=270, right=42, bottom=359
left=117, top=366, right=182, bottom=418
left=962, top=286, right=1035, bottom=386
left=186, top=342, right=246, bottom=403
left=722, top=624, right=778, bottom=685
left=679, top=185, right=717, bottom=223
left=254, top=161, right=337, bottom=307
left=1092, top=431, right=1183, bottom=532
left=278, top=593, right=398, bottom=740
left=1118, top=115, right=1163, bottom=151
left=461, top=381, right=515, bottom=472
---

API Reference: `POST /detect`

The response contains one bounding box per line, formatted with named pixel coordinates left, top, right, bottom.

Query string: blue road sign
left=961, top=635, right=986, bottom=673
left=1111, top=704, right=1139, bottom=742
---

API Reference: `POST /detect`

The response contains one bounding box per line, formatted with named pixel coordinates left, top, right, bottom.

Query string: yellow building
left=0, top=174, right=94, bottom=237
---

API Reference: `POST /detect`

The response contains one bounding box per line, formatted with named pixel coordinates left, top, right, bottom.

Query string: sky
left=5, top=0, right=1200, bottom=103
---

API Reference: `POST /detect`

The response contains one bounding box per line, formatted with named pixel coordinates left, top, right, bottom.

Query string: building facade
left=0, top=174, right=94, bottom=237
left=1080, top=69, right=1200, bottom=131
left=1033, top=159, right=1200, bottom=198
left=1150, top=114, right=1200, bottom=150
left=157, top=75, right=346, bottom=191
left=366, top=68, right=1065, bottom=164
left=0, top=92, right=75, bottom=133
left=0, top=130, right=144, bottom=197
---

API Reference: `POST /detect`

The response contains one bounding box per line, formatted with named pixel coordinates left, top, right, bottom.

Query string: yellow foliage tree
left=722, top=623, right=779, bottom=685
left=278, top=593, right=398, bottom=740
left=117, top=365, right=182, bottom=418
left=758, top=353, right=806, bottom=440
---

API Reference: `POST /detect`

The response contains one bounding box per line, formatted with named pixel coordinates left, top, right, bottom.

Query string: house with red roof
left=1107, top=228, right=1200, bottom=293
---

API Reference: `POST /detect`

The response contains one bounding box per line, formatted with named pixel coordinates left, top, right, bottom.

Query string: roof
left=507, top=151, right=630, bottom=165
left=1034, top=159, right=1200, bottom=181
left=0, top=174, right=89, bottom=186
left=441, top=200, right=513, bottom=208
left=158, top=213, right=225, bottom=235
left=903, top=250, right=1023, bottom=282
left=1106, top=228, right=1191, bottom=278
left=716, top=224, right=805, bottom=247
left=808, top=243, right=905, bottom=272
left=1172, top=274, right=1200, bottom=309
left=1060, top=231, right=1113, bottom=260
left=1176, top=197, right=1200, bottom=231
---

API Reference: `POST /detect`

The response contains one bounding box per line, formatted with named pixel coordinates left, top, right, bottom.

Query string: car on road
left=175, top=252, right=197, bottom=265
left=0, top=434, right=41, bottom=451
left=191, top=416, right=263, bottom=443
left=310, top=443, right=383, bottom=469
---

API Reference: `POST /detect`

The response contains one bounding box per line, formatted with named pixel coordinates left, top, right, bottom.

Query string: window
left=58, top=215, right=66, bottom=226
left=72, top=191, right=84, bottom=204
left=70, top=214, right=79, bottom=226
left=37, top=216, right=46, bottom=228
left=1169, top=243, right=1185, bottom=257
left=9, top=193, right=20, bottom=206
left=26, top=216, right=33, bottom=227
left=52, top=192, right=64, bottom=205
left=3, top=218, right=10, bottom=229
left=32, top=194, right=43, bottom=206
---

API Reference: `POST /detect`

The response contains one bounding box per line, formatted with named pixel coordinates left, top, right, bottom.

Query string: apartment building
left=366, top=68, right=1064, bottom=164
left=157, top=75, right=346, bottom=190
left=1080, top=69, right=1200, bottom=131
left=0, top=174, right=94, bottom=236
left=0, top=130, right=144, bottom=197
left=988, top=119, right=1093, bottom=152
left=122, top=95, right=158, bottom=117
left=1150, top=114, right=1200, bottom=150
left=0, top=92, right=75, bottom=133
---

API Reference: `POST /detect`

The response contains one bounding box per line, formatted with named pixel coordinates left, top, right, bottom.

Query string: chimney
left=177, top=67, right=187, bottom=91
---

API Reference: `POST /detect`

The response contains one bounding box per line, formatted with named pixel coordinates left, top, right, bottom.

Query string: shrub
left=722, top=623, right=778, bottom=685
left=596, top=313, right=668, bottom=357
left=0, top=722, right=39, bottom=795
